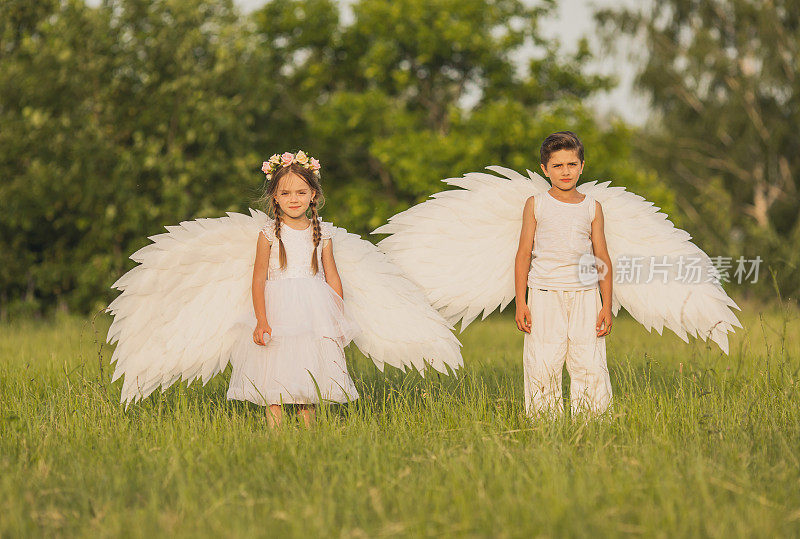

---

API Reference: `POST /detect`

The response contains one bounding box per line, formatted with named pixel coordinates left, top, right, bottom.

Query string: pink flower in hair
left=261, top=150, right=320, bottom=180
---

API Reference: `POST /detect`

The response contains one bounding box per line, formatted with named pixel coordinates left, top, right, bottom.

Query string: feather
left=331, top=226, right=462, bottom=374
left=375, top=167, right=741, bottom=353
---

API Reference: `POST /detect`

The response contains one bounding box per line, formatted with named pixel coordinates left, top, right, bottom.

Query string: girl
left=226, top=151, right=358, bottom=427
left=106, top=151, right=462, bottom=414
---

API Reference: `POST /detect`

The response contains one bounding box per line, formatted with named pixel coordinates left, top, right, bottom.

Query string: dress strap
left=260, top=219, right=276, bottom=243
left=320, top=221, right=334, bottom=241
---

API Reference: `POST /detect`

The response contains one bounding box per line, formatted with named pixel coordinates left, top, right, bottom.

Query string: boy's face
left=540, top=149, right=584, bottom=191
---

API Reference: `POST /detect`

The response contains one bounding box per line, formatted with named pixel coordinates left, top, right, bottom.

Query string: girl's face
left=540, top=149, right=584, bottom=191
left=274, top=172, right=316, bottom=219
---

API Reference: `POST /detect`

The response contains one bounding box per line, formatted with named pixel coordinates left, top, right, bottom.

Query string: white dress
left=226, top=219, right=360, bottom=405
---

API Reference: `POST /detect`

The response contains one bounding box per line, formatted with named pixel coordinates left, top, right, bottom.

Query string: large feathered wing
left=578, top=179, right=741, bottom=353
left=107, top=211, right=259, bottom=406
left=331, top=227, right=462, bottom=374
left=107, top=210, right=461, bottom=405
left=375, top=166, right=741, bottom=354
left=375, top=166, right=548, bottom=329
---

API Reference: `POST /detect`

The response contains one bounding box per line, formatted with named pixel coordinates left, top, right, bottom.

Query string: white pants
left=523, top=287, right=612, bottom=417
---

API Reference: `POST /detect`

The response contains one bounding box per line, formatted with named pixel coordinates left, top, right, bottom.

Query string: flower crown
left=261, top=150, right=321, bottom=180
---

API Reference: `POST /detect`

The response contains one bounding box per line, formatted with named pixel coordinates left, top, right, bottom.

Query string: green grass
left=1, top=299, right=799, bottom=537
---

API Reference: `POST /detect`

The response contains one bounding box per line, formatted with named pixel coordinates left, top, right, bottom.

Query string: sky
left=539, top=0, right=649, bottom=124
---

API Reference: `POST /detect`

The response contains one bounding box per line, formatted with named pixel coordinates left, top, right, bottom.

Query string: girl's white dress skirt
left=227, top=276, right=360, bottom=405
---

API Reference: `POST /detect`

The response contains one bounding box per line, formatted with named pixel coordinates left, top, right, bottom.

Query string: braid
left=310, top=200, right=321, bottom=275
left=273, top=201, right=287, bottom=269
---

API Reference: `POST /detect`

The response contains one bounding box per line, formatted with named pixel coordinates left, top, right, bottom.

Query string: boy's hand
left=253, top=320, right=272, bottom=346
left=516, top=304, right=532, bottom=334
left=596, top=307, right=612, bottom=337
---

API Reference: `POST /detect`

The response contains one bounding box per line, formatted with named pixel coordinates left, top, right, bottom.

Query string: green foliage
left=0, top=0, right=670, bottom=315
left=1, top=304, right=799, bottom=535
left=597, top=0, right=800, bottom=300
left=0, top=0, right=286, bottom=315
left=282, top=0, right=665, bottom=231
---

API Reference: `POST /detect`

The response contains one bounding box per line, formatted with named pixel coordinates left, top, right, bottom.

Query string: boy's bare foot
left=267, top=404, right=282, bottom=428
left=298, top=404, right=315, bottom=427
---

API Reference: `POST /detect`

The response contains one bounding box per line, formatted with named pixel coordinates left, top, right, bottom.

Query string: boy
left=514, top=131, right=614, bottom=416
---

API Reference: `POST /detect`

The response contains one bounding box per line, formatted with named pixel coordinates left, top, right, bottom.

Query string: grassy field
left=1, top=298, right=799, bottom=537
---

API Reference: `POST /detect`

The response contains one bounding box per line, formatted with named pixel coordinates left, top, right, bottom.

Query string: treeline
left=598, top=0, right=800, bottom=305
left=0, top=0, right=796, bottom=316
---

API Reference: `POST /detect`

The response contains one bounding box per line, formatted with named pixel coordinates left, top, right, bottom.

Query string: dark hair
left=258, top=162, right=325, bottom=274
left=540, top=131, right=584, bottom=166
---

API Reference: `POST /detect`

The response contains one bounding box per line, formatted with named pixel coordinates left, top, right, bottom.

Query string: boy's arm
left=514, top=196, right=536, bottom=333
left=321, top=239, right=344, bottom=299
left=591, top=201, right=613, bottom=337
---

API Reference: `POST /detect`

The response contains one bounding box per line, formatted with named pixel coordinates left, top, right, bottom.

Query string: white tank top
left=528, top=191, right=598, bottom=290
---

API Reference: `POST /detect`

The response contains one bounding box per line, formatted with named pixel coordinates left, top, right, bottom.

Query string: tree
left=0, top=0, right=284, bottom=315
left=1, top=0, right=675, bottom=315
left=598, top=0, right=800, bottom=299
left=252, top=0, right=667, bottom=232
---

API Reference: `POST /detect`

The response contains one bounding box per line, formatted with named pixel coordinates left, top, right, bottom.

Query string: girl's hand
left=253, top=320, right=272, bottom=346
left=516, top=304, right=532, bottom=333
left=596, top=306, right=613, bottom=337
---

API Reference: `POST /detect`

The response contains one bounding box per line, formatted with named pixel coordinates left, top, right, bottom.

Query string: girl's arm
left=591, top=201, right=613, bottom=337
left=321, top=239, right=344, bottom=299
left=252, top=232, right=272, bottom=345
left=514, top=196, right=536, bottom=333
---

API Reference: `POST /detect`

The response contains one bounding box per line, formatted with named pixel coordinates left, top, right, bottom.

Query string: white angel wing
left=331, top=227, right=463, bottom=374
left=577, top=180, right=742, bottom=353
left=375, top=166, right=741, bottom=354
left=107, top=210, right=461, bottom=405
left=375, top=166, right=549, bottom=328
left=107, top=210, right=266, bottom=405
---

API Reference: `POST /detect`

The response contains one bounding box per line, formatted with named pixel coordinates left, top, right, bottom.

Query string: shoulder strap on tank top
left=533, top=192, right=545, bottom=217
left=587, top=195, right=596, bottom=222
